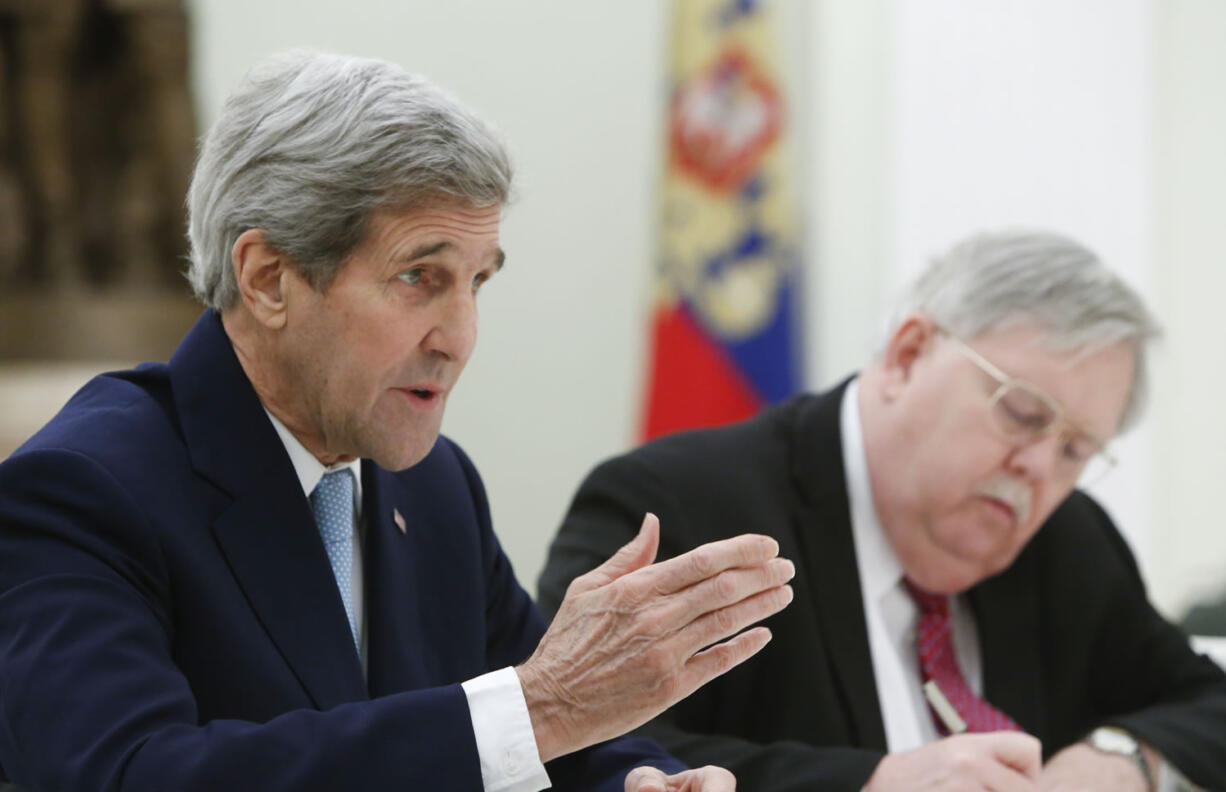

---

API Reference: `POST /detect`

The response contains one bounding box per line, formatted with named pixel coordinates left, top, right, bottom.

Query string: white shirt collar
left=840, top=378, right=905, bottom=602
left=263, top=409, right=363, bottom=506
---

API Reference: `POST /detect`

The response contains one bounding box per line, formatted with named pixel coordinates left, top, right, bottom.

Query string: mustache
left=976, top=478, right=1033, bottom=525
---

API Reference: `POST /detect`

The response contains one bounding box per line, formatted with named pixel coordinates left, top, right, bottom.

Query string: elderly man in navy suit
left=0, top=51, right=795, bottom=792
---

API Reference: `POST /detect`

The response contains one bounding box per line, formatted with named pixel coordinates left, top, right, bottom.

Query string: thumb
left=569, top=512, right=660, bottom=595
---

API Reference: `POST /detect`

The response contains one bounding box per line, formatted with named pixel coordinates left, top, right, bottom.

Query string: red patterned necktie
left=905, top=580, right=1021, bottom=734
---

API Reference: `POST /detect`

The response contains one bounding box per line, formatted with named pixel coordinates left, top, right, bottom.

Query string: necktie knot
left=904, top=579, right=950, bottom=618
left=311, top=469, right=356, bottom=547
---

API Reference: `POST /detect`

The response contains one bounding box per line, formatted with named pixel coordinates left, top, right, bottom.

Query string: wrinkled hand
left=624, top=765, right=735, bottom=792
left=1039, top=742, right=1151, bottom=791
left=864, top=732, right=1042, bottom=791
left=517, top=513, right=794, bottom=762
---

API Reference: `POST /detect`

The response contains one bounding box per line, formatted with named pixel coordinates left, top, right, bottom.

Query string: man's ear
left=232, top=229, right=291, bottom=330
left=879, top=314, right=938, bottom=399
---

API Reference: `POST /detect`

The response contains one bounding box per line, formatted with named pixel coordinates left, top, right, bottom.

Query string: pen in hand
left=923, top=680, right=968, bottom=735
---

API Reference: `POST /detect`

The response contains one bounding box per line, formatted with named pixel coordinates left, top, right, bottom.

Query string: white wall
left=1153, top=0, right=1226, bottom=614
left=890, top=0, right=1159, bottom=582
left=177, top=0, right=1225, bottom=614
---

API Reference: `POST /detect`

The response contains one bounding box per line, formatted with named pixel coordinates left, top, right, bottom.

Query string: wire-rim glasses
left=937, top=328, right=1118, bottom=487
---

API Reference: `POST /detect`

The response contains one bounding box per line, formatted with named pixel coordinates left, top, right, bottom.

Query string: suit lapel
left=211, top=486, right=368, bottom=709
left=970, top=548, right=1046, bottom=736
left=789, top=381, right=888, bottom=750
left=363, top=456, right=490, bottom=696
left=788, top=378, right=1046, bottom=744
left=170, top=311, right=367, bottom=710
left=362, top=462, right=430, bottom=697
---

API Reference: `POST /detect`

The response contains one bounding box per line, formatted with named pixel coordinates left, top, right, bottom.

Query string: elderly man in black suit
left=540, top=230, right=1226, bottom=791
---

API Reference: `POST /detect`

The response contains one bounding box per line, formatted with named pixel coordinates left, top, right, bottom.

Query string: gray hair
left=893, top=229, right=1160, bottom=431
left=187, top=50, right=513, bottom=310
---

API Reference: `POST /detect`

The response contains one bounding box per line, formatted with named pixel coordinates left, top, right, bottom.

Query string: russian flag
left=641, top=0, right=804, bottom=441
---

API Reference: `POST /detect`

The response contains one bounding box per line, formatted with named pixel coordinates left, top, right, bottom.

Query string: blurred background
left=0, top=0, right=1222, bottom=626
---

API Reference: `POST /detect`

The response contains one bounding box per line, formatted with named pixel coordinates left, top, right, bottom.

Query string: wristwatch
left=1085, top=726, right=1155, bottom=791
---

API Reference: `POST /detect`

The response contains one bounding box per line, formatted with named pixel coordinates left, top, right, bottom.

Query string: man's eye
left=1062, top=434, right=1097, bottom=463
left=472, top=273, right=489, bottom=291
left=999, top=401, right=1049, bottom=432
left=398, top=269, right=423, bottom=285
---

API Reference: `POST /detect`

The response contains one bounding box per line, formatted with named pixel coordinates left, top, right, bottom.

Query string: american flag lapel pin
left=393, top=508, right=406, bottom=534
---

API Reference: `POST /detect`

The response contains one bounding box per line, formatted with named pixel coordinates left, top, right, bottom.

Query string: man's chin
left=376, top=442, right=438, bottom=472
left=360, top=429, right=442, bottom=472
left=910, top=544, right=1013, bottom=594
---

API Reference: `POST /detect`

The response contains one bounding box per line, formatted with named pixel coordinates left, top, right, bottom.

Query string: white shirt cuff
left=461, top=666, right=551, bottom=792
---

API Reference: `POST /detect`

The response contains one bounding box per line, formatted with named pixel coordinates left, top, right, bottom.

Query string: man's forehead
left=391, top=198, right=502, bottom=223
left=370, top=202, right=503, bottom=255
left=967, top=324, right=1128, bottom=371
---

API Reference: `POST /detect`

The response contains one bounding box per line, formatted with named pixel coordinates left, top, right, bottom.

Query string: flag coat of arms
left=642, top=0, right=804, bottom=440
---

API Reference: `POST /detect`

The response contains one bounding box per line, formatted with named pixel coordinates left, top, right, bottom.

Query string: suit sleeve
left=538, top=454, right=883, bottom=792
left=0, top=445, right=680, bottom=792
left=1055, top=495, right=1226, bottom=787
left=0, top=448, right=501, bottom=791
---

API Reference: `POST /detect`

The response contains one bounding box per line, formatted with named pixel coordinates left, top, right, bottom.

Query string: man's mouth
left=979, top=496, right=1017, bottom=523
left=397, top=386, right=443, bottom=407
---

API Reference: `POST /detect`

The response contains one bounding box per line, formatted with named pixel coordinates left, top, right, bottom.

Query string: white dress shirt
left=265, top=411, right=550, bottom=791
left=839, top=379, right=984, bottom=752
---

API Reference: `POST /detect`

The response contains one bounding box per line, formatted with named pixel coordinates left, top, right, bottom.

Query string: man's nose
left=422, top=290, right=478, bottom=362
left=1004, top=430, right=1065, bottom=482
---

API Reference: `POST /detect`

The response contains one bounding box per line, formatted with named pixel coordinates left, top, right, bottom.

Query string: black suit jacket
left=538, top=381, right=1226, bottom=790
left=0, top=310, right=681, bottom=791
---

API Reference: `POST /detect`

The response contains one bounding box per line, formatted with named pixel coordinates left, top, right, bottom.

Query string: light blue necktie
left=310, top=469, right=360, bottom=655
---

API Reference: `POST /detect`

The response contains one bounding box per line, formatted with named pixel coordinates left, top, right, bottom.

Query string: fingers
left=687, top=766, right=737, bottom=792
left=986, top=732, right=1042, bottom=780
left=624, top=766, right=668, bottom=792
left=865, top=732, right=1042, bottom=792
left=660, top=557, right=795, bottom=627
left=684, top=625, right=774, bottom=686
left=625, top=765, right=737, bottom=792
left=641, top=532, right=781, bottom=595
left=686, top=580, right=792, bottom=650
left=978, top=760, right=1039, bottom=792
left=570, top=513, right=661, bottom=595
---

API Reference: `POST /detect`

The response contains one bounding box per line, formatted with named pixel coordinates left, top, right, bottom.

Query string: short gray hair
left=893, top=229, right=1160, bottom=431
left=187, top=50, right=513, bottom=310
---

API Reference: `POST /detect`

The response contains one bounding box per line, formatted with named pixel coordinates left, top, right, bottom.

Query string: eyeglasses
left=938, top=329, right=1117, bottom=487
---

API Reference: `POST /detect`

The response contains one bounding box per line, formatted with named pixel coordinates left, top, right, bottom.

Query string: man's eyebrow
left=403, top=241, right=451, bottom=262
left=403, top=241, right=505, bottom=271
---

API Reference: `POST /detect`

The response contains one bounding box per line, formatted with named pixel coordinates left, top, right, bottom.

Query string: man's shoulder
left=10, top=362, right=182, bottom=471
left=633, top=392, right=823, bottom=459
left=602, top=390, right=835, bottom=480
left=568, top=391, right=840, bottom=518
left=1023, top=489, right=1143, bottom=586
left=1039, top=490, right=1125, bottom=548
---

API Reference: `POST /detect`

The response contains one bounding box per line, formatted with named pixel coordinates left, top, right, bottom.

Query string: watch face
left=1092, top=728, right=1138, bottom=755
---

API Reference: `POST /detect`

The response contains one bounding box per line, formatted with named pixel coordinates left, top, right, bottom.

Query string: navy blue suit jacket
left=0, top=311, right=682, bottom=791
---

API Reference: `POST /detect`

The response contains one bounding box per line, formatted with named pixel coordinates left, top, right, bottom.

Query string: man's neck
left=221, top=309, right=354, bottom=467
left=856, top=366, right=908, bottom=540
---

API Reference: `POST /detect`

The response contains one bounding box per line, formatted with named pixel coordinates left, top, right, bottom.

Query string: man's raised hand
left=517, top=513, right=794, bottom=762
